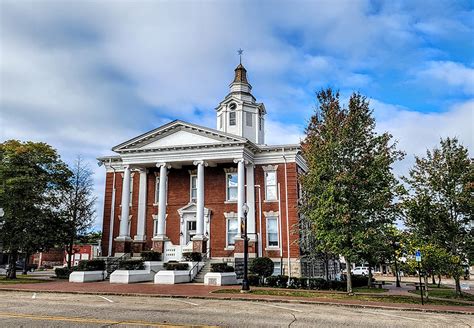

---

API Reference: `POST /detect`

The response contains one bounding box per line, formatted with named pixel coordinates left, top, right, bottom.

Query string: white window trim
left=189, top=174, right=197, bottom=202
left=129, top=173, right=135, bottom=207
left=224, top=212, right=238, bottom=249
left=153, top=172, right=168, bottom=207
left=229, top=111, right=236, bottom=126
left=263, top=165, right=278, bottom=202
left=246, top=111, right=252, bottom=127
left=264, top=211, right=280, bottom=250
left=225, top=172, right=238, bottom=202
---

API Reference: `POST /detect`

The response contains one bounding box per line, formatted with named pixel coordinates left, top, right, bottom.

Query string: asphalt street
left=0, top=291, right=472, bottom=327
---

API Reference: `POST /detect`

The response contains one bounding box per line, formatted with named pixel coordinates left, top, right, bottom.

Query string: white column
left=118, top=165, right=131, bottom=239
left=193, top=160, right=207, bottom=239
left=235, top=159, right=246, bottom=233
left=155, top=163, right=168, bottom=238
left=134, top=168, right=147, bottom=241
left=246, top=163, right=256, bottom=239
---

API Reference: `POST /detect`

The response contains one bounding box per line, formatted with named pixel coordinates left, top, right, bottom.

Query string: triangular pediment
left=112, top=120, right=247, bottom=152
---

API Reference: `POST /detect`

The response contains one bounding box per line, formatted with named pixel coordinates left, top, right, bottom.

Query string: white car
left=352, top=267, right=369, bottom=276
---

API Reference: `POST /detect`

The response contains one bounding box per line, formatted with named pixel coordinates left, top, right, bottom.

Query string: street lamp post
left=241, top=203, right=250, bottom=292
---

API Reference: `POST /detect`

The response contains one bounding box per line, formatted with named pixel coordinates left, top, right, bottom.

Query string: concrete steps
left=192, top=261, right=211, bottom=283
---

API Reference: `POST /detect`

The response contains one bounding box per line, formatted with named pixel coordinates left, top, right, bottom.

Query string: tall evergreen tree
left=0, top=140, right=71, bottom=279
left=300, top=89, right=403, bottom=293
left=403, top=137, right=473, bottom=296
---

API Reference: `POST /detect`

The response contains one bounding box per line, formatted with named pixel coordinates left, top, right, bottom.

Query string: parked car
left=6, top=261, right=38, bottom=272
left=352, top=267, right=369, bottom=276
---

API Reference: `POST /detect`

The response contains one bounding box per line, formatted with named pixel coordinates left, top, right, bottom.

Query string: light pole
left=241, top=203, right=250, bottom=292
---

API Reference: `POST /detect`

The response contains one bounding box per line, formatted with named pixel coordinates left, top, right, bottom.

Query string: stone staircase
left=96, top=254, right=131, bottom=279
left=192, top=261, right=211, bottom=283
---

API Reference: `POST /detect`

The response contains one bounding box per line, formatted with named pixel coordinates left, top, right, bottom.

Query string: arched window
left=229, top=103, right=236, bottom=126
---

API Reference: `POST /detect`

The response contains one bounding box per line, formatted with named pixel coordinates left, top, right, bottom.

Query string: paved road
left=0, top=291, right=472, bottom=327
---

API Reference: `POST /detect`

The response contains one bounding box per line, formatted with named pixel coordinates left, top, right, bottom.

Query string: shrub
left=276, top=275, right=289, bottom=288
left=164, top=262, right=189, bottom=271
left=211, top=263, right=234, bottom=273
left=249, top=257, right=274, bottom=278
left=141, top=251, right=162, bottom=261
left=182, top=252, right=202, bottom=262
left=77, top=259, right=105, bottom=271
left=308, top=278, right=329, bottom=290
left=352, top=275, right=369, bottom=288
left=288, top=277, right=308, bottom=289
left=119, top=260, right=144, bottom=270
left=265, top=275, right=278, bottom=287
left=55, top=267, right=73, bottom=279
left=328, top=280, right=346, bottom=291
left=248, top=274, right=261, bottom=286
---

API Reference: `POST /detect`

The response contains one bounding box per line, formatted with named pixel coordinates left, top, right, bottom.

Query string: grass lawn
left=409, top=289, right=474, bottom=302
left=212, top=288, right=472, bottom=307
left=353, top=287, right=388, bottom=293
left=0, top=275, right=49, bottom=284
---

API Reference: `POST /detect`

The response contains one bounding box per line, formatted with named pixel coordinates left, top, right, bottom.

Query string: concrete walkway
left=0, top=280, right=472, bottom=315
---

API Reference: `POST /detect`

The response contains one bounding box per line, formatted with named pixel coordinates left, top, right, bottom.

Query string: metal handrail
left=188, top=248, right=211, bottom=280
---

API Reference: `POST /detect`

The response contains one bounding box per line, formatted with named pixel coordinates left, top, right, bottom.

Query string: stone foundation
left=192, top=238, right=208, bottom=253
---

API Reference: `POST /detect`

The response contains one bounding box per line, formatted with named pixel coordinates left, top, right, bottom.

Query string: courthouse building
left=98, top=63, right=307, bottom=276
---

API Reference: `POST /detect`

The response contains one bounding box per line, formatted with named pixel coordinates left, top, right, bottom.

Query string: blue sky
left=1, top=0, right=473, bottom=230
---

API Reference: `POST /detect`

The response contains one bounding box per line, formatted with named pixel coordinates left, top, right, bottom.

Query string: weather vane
left=237, top=48, right=243, bottom=64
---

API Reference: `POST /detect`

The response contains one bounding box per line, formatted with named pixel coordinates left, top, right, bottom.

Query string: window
left=229, top=111, right=236, bottom=126
left=267, top=216, right=279, bottom=247
left=190, top=175, right=197, bottom=201
left=265, top=171, right=278, bottom=201
left=272, top=262, right=281, bottom=276
left=246, top=112, right=252, bottom=127
left=219, top=115, right=223, bottom=129
left=227, top=217, right=238, bottom=246
left=259, top=114, right=263, bottom=131
left=154, top=177, right=160, bottom=204
left=226, top=173, right=238, bottom=201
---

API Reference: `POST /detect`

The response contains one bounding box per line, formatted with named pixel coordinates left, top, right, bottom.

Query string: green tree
left=402, top=137, right=473, bottom=296
left=60, top=156, right=96, bottom=269
left=300, top=89, right=403, bottom=293
left=0, top=140, right=71, bottom=279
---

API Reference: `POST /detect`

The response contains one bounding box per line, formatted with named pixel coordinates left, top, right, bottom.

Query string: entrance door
left=186, top=219, right=196, bottom=244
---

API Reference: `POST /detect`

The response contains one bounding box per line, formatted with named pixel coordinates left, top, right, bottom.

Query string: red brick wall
left=101, top=162, right=301, bottom=259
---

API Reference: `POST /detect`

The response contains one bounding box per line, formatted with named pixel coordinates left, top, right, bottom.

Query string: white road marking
left=257, top=303, right=303, bottom=313
left=360, top=310, right=422, bottom=322
left=170, top=299, right=199, bottom=306
left=98, top=296, right=114, bottom=303
left=32, top=293, right=36, bottom=299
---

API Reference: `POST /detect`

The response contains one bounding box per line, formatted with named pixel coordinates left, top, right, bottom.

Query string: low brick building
left=98, top=63, right=307, bottom=276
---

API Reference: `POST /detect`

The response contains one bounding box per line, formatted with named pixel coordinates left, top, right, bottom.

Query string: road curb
left=0, top=287, right=472, bottom=315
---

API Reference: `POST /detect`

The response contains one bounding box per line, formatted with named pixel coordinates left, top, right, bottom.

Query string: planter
left=109, top=261, right=164, bottom=284
left=69, top=270, right=106, bottom=283
left=154, top=270, right=191, bottom=284
left=204, top=272, right=238, bottom=286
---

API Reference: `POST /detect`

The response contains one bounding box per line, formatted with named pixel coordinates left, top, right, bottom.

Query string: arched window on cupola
left=229, top=103, right=237, bottom=126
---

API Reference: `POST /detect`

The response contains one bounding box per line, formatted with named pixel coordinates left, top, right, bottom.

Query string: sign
left=415, top=250, right=421, bottom=262
left=461, top=283, right=470, bottom=291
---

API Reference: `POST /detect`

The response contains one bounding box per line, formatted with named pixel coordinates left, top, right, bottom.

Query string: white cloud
left=416, top=61, right=474, bottom=95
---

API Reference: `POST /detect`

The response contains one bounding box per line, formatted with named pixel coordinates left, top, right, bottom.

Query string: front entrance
left=185, top=216, right=197, bottom=244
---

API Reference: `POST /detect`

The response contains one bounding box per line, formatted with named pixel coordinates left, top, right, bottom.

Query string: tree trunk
left=67, top=237, right=74, bottom=269
left=454, top=275, right=462, bottom=297
left=437, top=274, right=441, bottom=288
left=368, top=266, right=373, bottom=288
left=6, top=250, right=18, bottom=279
left=346, top=259, right=353, bottom=294
left=431, top=274, right=436, bottom=285
left=423, top=275, right=429, bottom=301
left=22, top=252, right=29, bottom=275
left=324, top=253, right=329, bottom=281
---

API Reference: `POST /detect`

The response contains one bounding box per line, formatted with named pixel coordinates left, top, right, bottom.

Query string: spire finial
left=237, top=48, right=243, bottom=64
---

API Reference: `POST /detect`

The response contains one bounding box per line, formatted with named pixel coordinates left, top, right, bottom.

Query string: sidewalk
left=0, top=280, right=472, bottom=315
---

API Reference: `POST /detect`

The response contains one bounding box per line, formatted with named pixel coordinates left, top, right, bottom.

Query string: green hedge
left=140, top=251, right=162, bottom=261
left=210, top=263, right=234, bottom=273
left=77, top=259, right=105, bottom=271
left=248, top=274, right=261, bottom=286
left=249, top=257, right=274, bottom=278
left=119, top=260, right=144, bottom=270
left=164, top=262, right=189, bottom=271
left=55, top=267, right=74, bottom=279
left=182, top=252, right=202, bottom=262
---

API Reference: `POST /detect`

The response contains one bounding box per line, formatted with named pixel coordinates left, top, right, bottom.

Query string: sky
left=1, top=0, right=473, bottom=230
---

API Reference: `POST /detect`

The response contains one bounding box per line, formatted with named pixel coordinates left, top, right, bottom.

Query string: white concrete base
left=204, top=272, right=238, bottom=286
left=109, top=261, right=163, bottom=284
left=69, top=271, right=106, bottom=283
left=154, top=270, right=191, bottom=284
